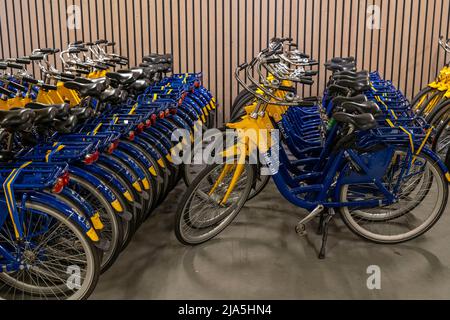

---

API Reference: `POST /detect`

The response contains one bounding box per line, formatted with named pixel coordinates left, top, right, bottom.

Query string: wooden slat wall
left=0, top=0, right=449, bottom=124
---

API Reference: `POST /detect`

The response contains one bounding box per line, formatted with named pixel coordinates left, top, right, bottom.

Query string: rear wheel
left=433, top=117, right=450, bottom=166
left=339, top=150, right=448, bottom=244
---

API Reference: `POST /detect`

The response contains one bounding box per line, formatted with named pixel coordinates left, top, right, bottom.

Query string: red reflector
left=159, top=111, right=165, bottom=119
left=151, top=114, right=157, bottom=125
left=84, top=154, right=95, bottom=165
left=52, top=178, right=65, bottom=194
left=61, top=172, right=70, bottom=186
left=92, top=151, right=100, bottom=162
left=145, top=119, right=152, bottom=128
left=137, top=123, right=145, bottom=133
left=170, top=109, right=177, bottom=115
left=128, top=131, right=136, bottom=141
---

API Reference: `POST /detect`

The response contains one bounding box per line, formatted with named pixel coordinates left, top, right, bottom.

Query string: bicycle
left=174, top=39, right=449, bottom=259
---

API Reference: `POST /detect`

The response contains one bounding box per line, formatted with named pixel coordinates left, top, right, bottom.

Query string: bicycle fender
left=26, top=192, right=99, bottom=242
left=68, top=166, right=123, bottom=214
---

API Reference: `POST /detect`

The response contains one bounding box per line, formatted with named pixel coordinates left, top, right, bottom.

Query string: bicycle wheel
left=175, top=162, right=255, bottom=245
left=69, top=175, right=123, bottom=273
left=411, top=87, right=434, bottom=113
left=0, top=202, right=100, bottom=300
left=339, top=149, right=448, bottom=244
left=433, top=116, right=450, bottom=165
left=425, top=99, right=450, bottom=126
left=417, top=90, right=446, bottom=117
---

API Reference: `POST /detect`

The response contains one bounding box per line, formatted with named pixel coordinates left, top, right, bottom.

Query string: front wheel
left=0, top=202, right=100, bottom=300
left=175, top=162, right=255, bottom=245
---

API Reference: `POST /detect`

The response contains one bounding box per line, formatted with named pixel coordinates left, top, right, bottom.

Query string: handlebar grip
left=39, top=48, right=59, bottom=54
left=278, top=86, right=297, bottom=93
left=28, top=54, right=44, bottom=61
left=107, top=42, right=116, bottom=46
left=95, top=39, right=108, bottom=45
left=22, top=76, right=39, bottom=84
left=7, top=62, right=24, bottom=69
left=75, top=69, right=90, bottom=75
left=265, top=58, right=281, bottom=64
left=41, top=84, right=58, bottom=91
left=308, top=61, right=320, bottom=66
left=60, top=73, right=76, bottom=79
left=0, top=62, right=8, bottom=70
left=305, top=70, right=319, bottom=76
left=15, top=58, right=31, bottom=65
left=94, top=64, right=109, bottom=70
left=300, top=78, right=315, bottom=85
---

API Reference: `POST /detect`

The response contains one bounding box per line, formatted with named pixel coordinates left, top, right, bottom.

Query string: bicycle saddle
left=106, top=72, right=135, bottom=85
left=327, top=84, right=352, bottom=96
left=332, top=95, right=368, bottom=107
left=335, top=79, right=370, bottom=92
left=26, top=102, right=70, bottom=117
left=0, top=109, right=35, bottom=130
left=325, top=62, right=357, bottom=72
left=64, top=81, right=102, bottom=97
left=53, top=115, right=78, bottom=133
left=332, top=74, right=369, bottom=82
left=143, top=54, right=172, bottom=64
left=333, top=112, right=378, bottom=131
left=99, top=88, right=122, bottom=103
left=128, top=79, right=150, bottom=92
left=334, top=70, right=369, bottom=78
left=70, top=106, right=94, bottom=121
left=340, top=101, right=383, bottom=117
left=118, top=68, right=145, bottom=80
left=32, top=107, right=58, bottom=125
left=73, top=77, right=111, bottom=91
left=328, top=57, right=356, bottom=64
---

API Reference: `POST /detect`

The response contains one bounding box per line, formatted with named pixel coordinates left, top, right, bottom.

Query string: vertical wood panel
left=0, top=0, right=448, bottom=124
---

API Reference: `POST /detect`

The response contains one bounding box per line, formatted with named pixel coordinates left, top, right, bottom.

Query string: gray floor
left=92, top=182, right=450, bottom=300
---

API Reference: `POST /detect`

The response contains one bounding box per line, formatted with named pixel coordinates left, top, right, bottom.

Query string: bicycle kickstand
left=318, top=209, right=335, bottom=260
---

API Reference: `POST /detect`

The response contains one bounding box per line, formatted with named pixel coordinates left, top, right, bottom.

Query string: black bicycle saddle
left=64, top=81, right=102, bottom=97
left=333, top=112, right=378, bottom=131
left=335, top=79, right=371, bottom=93
left=0, top=109, right=35, bottom=130
left=106, top=72, right=135, bottom=85
left=332, top=95, right=368, bottom=107
left=70, top=106, right=94, bottom=121
left=52, top=115, right=78, bottom=133
left=340, top=101, right=383, bottom=117
left=334, top=70, right=370, bottom=78
left=31, top=107, right=58, bottom=125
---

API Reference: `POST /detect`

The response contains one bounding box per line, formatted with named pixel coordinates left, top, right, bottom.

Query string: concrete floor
left=92, top=182, right=450, bottom=300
